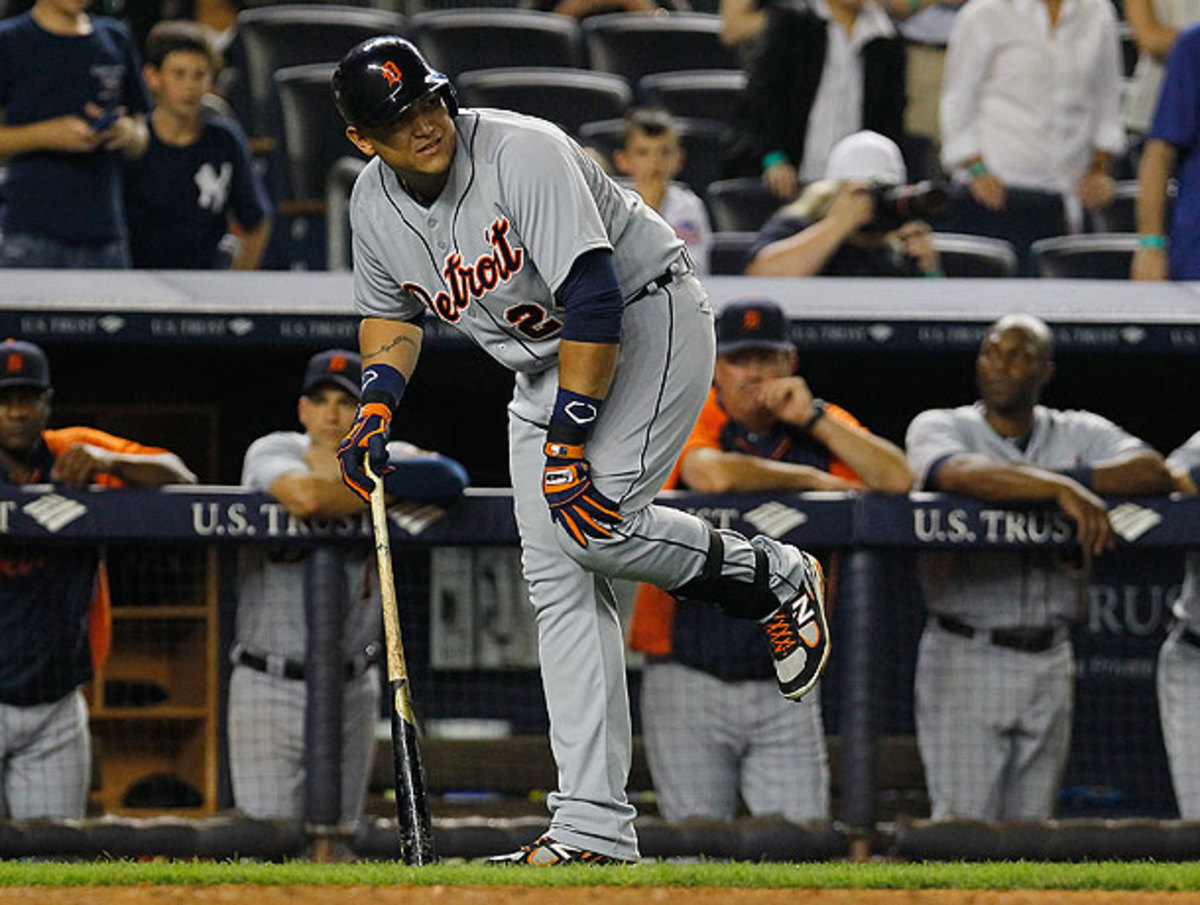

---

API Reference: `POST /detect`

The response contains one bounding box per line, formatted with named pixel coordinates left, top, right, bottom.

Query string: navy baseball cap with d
left=0, top=339, right=51, bottom=390
left=715, top=301, right=794, bottom=355
left=302, top=348, right=361, bottom=398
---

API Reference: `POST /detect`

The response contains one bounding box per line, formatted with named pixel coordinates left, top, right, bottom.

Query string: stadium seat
left=705, top=178, right=782, bottom=232
left=228, top=5, right=408, bottom=141
left=708, top=230, right=759, bottom=275
left=932, top=233, right=1019, bottom=278
left=274, top=64, right=368, bottom=205
left=580, top=116, right=725, bottom=199
left=1030, top=233, right=1139, bottom=279
left=410, top=9, right=585, bottom=79
left=582, top=13, right=740, bottom=85
left=456, top=68, right=632, bottom=138
left=637, top=70, right=747, bottom=121
left=1086, top=180, right=1140, bottom=233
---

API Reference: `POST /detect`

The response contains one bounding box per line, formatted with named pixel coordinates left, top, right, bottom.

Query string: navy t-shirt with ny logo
left=123, top=117, right=271, bottom=268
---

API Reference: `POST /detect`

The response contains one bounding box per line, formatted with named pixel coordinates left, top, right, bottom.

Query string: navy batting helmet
left=331, top=36, right=457, bottom=130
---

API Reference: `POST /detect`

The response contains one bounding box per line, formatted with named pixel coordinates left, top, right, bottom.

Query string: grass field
left=1, top=861, right=1200, bottom=891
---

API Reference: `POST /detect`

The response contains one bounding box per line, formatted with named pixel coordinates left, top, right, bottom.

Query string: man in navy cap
left=228, top=348, right=468, bottom=827
left=627, top=302, right=912, bottom=824
left=0, top=338, right=197, bottom=818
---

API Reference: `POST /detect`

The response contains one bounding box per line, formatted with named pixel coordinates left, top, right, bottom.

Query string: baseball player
left=330, top=37, right=830, bottom=865
left=0, top=338, right=196, bottom=818
left=1157, top=432, right=1200, bottom=818
left=905, top=314, right=1172, bottom=820
left=230, top=348, right=467, bottom=825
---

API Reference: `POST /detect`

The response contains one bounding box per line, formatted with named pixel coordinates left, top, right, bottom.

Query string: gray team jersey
left=350, top=108, right=684, bottom=373
left=906, top=402, right=1148, bottom=627
left=235, top=431, right=412, bottom=661
left=1168, top=431, right=1200, bottom=629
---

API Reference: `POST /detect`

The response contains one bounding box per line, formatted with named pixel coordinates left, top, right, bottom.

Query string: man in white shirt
left=938, top=0, right=1125, bottom=273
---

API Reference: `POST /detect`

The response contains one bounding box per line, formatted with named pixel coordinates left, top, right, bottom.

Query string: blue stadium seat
left=410, top=9, right=585, bottom=78
left=456, top=68, right=631, bottom=138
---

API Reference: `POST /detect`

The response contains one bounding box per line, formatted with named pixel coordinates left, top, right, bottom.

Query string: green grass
left=0, top=861, right=1199, bottom=890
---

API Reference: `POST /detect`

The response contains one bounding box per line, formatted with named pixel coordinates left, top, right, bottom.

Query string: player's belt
left=231, top=642, right=381, bottom=681
left=935, top=615, right=1061, bottom=654
left=626, top=253, right=692, bottom=304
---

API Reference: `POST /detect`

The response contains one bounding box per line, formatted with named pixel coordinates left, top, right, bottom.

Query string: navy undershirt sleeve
left=556, top=248, right=624, bottom=344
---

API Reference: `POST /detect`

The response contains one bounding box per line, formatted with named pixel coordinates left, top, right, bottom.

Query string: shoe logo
left=22, top=494, right=87, bottom=533
left=744, top=502, right=807, bottom=538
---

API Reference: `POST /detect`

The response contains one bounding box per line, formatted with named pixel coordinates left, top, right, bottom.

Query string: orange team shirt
left=628, top=388, right=863, bottom=656
left=43, top=427, right=170, bottom=668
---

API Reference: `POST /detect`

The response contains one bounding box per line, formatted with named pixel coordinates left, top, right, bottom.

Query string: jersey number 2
left=505, top=303, right=563, bottom=340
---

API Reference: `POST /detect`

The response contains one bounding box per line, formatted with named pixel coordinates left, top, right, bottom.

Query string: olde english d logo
left=401, top=218, right=525, bottom=324
left=380, top=61, right=403, bottom=87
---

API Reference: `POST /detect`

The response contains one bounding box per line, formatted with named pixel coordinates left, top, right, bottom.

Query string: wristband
left=907, top=0, right=921, bottom=13
left=548, top=387, right=605, bottom=446
left=967, top=161, right=989, bottom=179
left=923, top=269, right=945, bottom=279
left=762, top=151, right=789, bottom=171
left=1137, top=234, right=1168, bottom=249
left=800, top=399, right=827, bottom=433
left=1060, top=465, right=1094, bottom=489
left=360, top=362, right=407, bottom=411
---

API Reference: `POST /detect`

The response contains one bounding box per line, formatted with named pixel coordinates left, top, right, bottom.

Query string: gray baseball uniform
left=1158, top=430, right=1200, bottom=818
left=350, top=108, right=816, bottom=860
left=906, top=402, right=1147, bottom=820
left=228, top=430, right=414, bottom=824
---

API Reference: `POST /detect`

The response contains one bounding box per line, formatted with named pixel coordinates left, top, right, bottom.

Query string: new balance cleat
left=484, top=834, right=633, bottom=865
left=763, top=551, right=829, bottom=701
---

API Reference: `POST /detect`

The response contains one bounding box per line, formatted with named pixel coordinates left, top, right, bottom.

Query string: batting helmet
left=331, top=36, right=458, bottom=130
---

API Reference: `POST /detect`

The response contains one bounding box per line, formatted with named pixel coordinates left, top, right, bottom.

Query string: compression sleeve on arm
left=556, top=249, right=624, bottom=344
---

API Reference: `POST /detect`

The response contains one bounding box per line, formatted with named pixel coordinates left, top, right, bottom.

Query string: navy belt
left=627, top=253, right=692, bottom=304
left=232, top=643, right=380, bottom=681
left=936, top=615, right=1060, bottom=654
left=1180, top=626, right=1200, bottom=650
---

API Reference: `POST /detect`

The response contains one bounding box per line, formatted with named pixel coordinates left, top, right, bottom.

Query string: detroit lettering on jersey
left=402, top=217, right=529, bottom=325
left=350, top=109, right=684, bottom=373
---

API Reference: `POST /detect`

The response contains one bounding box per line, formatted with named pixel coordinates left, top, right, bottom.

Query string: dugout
left=3, top=272, right=1200, bottom=860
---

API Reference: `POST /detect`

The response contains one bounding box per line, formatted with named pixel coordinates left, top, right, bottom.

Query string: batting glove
left=337, top=402, right=393, bottom=503
left=542, top=440, right=622, bottom=549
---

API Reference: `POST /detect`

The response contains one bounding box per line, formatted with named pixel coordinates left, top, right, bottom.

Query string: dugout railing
left=3, top=484, right=1199, bottom=860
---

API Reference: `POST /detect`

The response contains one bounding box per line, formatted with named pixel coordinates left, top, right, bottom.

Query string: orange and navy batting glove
left=542, top=387, right=621, bottom=548
left=337, top=363, right=407, bottom=503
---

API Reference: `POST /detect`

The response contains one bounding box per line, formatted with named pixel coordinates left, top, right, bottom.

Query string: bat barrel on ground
left=366, top=460, right=436, bottom=865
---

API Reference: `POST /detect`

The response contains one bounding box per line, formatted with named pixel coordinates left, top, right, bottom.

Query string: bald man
left=904, top=314, right=1172, bottom=820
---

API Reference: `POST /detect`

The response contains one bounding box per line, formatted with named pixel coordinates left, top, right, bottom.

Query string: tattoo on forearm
left=363, top=334, right=417, bottom=361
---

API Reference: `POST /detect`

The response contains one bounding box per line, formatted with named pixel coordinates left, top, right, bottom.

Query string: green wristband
left=1138, top=234, right=1168, bottom=249
left=923, top=269, right=945, bottom=279
left=967, top=161, right=989, bottom=178
left=762, top=151, right=789, bottom=171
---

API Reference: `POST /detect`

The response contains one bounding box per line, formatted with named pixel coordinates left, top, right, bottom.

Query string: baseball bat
left=365, top=460, right=436, bottom=865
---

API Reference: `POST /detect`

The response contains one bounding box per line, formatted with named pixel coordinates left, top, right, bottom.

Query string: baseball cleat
left=484, top=834, right=634, bottom=865
left=763, top=551, right=829, bottom=702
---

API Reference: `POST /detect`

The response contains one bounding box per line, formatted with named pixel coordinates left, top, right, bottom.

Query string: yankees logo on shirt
left=195, top=162, right=233, bottom=212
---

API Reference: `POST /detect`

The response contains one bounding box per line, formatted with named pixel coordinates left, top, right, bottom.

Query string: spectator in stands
left=905, top=315, right=1172, bottom=820
left=1131, top=23, right=1200, bottom=281
left=123, top=22, right=271, bottom=270
left=722, top=0, right=906, bottom=201
left=746, top=130, right=941, bottom=277
left=628, top=300, right=910, bottom=824
left=229, top=348, right=468, bottom=826
left=938, top=0, right=1125, bottom=275
left=613, top=109, right=711, bottom=277
left=0, top=0, right=150, bottom=268
left=1123, top=0, right=1200, bottom=136
left=720, top=0, right=959, bottom=49
left=1158, top=430, right=1200, bottom=820
left=0, top=338, right=196, bottom=818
